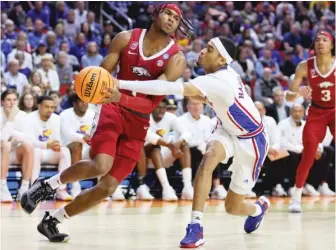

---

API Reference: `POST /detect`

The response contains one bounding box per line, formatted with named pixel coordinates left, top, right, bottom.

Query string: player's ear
left=218, top=56, right=226, bottom=67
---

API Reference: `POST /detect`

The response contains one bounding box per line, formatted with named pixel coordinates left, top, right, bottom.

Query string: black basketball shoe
left=20, top=178, right=55, bottom=214
left=37, top=212, right=70, bottom=242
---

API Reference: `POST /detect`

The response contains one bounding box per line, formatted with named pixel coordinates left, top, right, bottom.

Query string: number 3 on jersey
left=321, top=90, right=331, bottom=101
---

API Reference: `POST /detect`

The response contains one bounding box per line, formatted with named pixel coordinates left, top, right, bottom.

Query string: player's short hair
left=1, top=89, right=19, bottom=101
left=218, top=36, right=236, bottom=62
left=37, top=95, right=54, bottom=105
left=69, top=93, right=82, bottom=104
left=49, top=90, right=61, bottom=98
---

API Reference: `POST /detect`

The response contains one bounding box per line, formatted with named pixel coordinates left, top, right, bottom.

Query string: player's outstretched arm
left=286, top=61, right=310, bottom=101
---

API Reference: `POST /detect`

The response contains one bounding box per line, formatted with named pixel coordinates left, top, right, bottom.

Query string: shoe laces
left=44, top=212, right=60, bottom=235
left=30, top=181, right=53, bottom=203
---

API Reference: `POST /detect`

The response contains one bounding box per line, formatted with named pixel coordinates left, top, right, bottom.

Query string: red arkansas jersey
left=307, top=56, right=336, bottom=108
left=117, top=28, right=180, bottom=104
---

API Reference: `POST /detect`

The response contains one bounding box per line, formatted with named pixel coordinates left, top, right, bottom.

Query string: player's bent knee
left=95, top=154, right=114, bottom=176
left=20, top=142, right=34, bottom=154
left=1, top=141, right=12, bottom=152
left=97, top=175, right=119, bottom=197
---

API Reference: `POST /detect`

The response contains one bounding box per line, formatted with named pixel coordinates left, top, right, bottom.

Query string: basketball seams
left=80, top=68, right=94, bottom=101
left=89, top=69, right=102, bottom=103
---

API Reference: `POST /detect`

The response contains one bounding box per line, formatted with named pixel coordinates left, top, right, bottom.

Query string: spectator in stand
left=37, top=54, right=60, bottom=92
left=1, top=27, right=12, bottom=58
left=0, top=89, right=34, bottom=202
left=29, top=70, right=43, bottom=88
left=300, top=19, right=313, bottom=49
left=26, top=1, right=49, bottom=27
left=254, top=68, right=281, bottom=106
left=55, top=22, right=71, bottom=49
left=81, top=42, right=103, bottom=67
left=276, top=2, right=295, bottom=20
left=50, top=1, right=69, bottom=28
left=258, top=39, right=283, bottom=66
left=266, top=86, right=290, bottom=123
left=28, top=19, right=46, bottom=50
left=70, top=32, right=87, bottom=62
left=1, top=51, right=5, bottom=74
left=60, top=85, right=75, bottom=110
left=99, top=33, right=112, bottom=57
left=81, top=22, right=100, bottom=44
left=8, top=2, right=25, bottom=28
left=241, top=2, right=257, bottom=24
left=87, top=11, right=102, bottom=38
left=185, top=39, right=203, bottom=70
left=4, top=19, right=17, bottom=46
left=275, top=13, right=294, bottom=41
left=45, top=31, right=58, bottom=55
left=231, top=46, right=255, bottom=84
left=15, top=51, right=31, bottom=78
left=22, top=16, right=34, bottom=33
left=74, top=2, right=87, bottom=25
left=8, top=40, right=33, bottom=71
left=255, top=48, right=281, bottom=79
left=103, top=20, right=115, bottom=37
left=284, top=23, right=303, bottom=52
left=280, top=51, right=296, bottom=77
left=56, top=51, right=73, bottom=89
left=4, top=59, right=28, bottom=96
left=49, top=91, right=62, bottom=115
left=64, top=9, right=79, bottom=41
left=228, top=11, right=242, bottom=36
left=291, top=44, right=310, bottom=65
left=31, top=85, right=43, bottom=98
left=1, top=12, right=8, bottom=29
left=32, top=41, right=52, bottom=68
left=16, top=31, right=33, bottom=54
left=19, top=92, right=37, bottom=113
left=59, top=41, right=80, bottom=71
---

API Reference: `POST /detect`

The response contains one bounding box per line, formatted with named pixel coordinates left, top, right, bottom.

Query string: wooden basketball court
left=1, top=197, right=335, bottom=250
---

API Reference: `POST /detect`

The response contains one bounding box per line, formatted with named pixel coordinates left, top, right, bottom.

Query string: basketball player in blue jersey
left=107, top=36, right=270, bottom=248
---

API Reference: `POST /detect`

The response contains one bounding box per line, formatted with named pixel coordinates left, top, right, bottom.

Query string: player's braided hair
left=146, top=3, right=194, bottom=37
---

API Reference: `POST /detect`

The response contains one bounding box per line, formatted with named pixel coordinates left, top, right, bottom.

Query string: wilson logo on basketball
left=84, top=73, right=97, bottom=97
left=132, top=66, right=151, bottom=77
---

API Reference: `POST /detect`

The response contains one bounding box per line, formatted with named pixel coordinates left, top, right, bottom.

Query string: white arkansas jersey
left=190, top=66, right=263, bottom=137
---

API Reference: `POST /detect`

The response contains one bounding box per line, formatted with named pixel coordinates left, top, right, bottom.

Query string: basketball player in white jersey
left=60, top=94, right=95, bottom=197
left=112, top=36, right=270, bottom=247
left=24, top=96, right=72, bottom=201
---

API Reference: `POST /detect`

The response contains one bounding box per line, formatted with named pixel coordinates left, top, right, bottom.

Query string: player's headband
left=210, top=37, right=233, bottom=64
left=316, top=31, right=334, bottom=43
left=164, top=4, right=182, bottom=18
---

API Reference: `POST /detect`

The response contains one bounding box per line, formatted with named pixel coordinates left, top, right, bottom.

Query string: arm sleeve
left=119, top=80, right=184, bottom=96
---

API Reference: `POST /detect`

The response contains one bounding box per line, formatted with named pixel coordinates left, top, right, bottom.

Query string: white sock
left=20, top=180, right=30, bottom=190
left=191, top=211, right=203, bottom=225
left=156, top=168, right=170, bottom=189
left=52, top=207, right=70, bottom=223
left=251, top=204, right=262, bottom=217
left=293, top=186, right=303, bottom=202
left=0, top=179, right=7, bottom=187
left=182, top=168, right=192, bottom=188
left=45, top=173, right=63, bottom=190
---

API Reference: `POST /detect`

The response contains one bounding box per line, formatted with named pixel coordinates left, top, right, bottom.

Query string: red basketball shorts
left=90, top=103, right=149, bottom=183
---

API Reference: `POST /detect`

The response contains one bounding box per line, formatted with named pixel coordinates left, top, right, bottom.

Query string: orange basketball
left=74, top=66, right=114, bottom=104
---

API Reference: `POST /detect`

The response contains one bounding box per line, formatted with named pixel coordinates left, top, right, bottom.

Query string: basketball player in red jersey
left=21, top=4, right=193, bottom=242
left=286, top=31, right=335, bottom=213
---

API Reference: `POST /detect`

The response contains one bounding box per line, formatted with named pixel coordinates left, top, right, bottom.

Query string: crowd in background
left=1, top=1, right=335, bottom=202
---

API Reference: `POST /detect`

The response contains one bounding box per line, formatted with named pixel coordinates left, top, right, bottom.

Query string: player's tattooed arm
left=286, top=61, right=311, bottom=101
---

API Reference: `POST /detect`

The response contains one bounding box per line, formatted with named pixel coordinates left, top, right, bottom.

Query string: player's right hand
left=298, top=86, right=312, bottom=98
left=47, top=140, right=61, bottom=152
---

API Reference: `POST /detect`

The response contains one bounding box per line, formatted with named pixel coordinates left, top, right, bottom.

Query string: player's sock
left=156, top=168, right=170, bottom=189
left=52, top=207, right=70, bottom=223
left=251, top=204, right=262, bottom=217
left=20, top=179, right=30, bottom=190
left=45, top=173, right=63, bottom=190
left=182, top=168, right=192, bottom=188
left=138, top=176, right=145, bottom=186
left=191, top=211, right=203, bottom=225
left=293, top=186, right=303, bottom=201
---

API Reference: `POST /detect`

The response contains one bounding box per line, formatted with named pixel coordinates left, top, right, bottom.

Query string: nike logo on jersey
left=319, top=82, right=334, bottom=88
left=144, top=126, right=149, bottom=130
left=132, top=66, right=151, bottom=77
left=128, top=51, right=137, bottom=55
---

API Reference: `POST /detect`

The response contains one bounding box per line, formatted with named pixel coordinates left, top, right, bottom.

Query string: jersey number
left=321, top=90, right=331, bottom=101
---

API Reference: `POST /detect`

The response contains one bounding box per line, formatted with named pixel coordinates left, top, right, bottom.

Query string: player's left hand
left=100, top=86, right=121, bottom=104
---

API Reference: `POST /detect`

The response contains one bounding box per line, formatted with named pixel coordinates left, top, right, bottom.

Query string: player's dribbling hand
left=100, top=86, right=121, bottom=104
left=298, top=86, right=312, bottom=98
